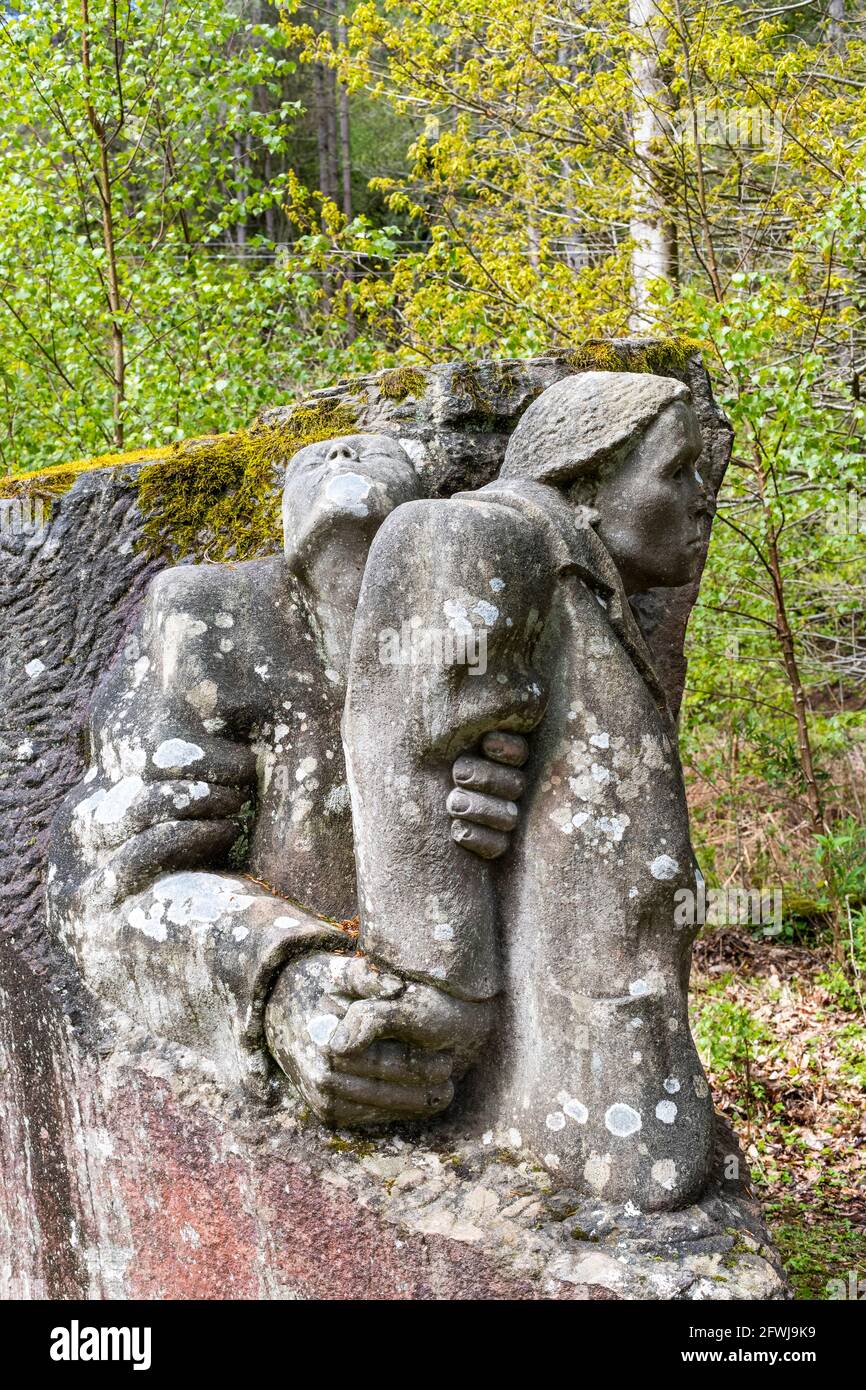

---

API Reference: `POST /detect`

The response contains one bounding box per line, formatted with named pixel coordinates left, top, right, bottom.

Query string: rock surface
left=0, top=938, right=787, bottom=1299
left=0, top=345, right=786, bottom=1300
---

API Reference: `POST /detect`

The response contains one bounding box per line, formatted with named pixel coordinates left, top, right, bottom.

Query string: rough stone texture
left=0, top=344, right=785, bottom=1301
left=0, top=466, right=163, bottom=974
left=0, top=936, right=788, bottom=1300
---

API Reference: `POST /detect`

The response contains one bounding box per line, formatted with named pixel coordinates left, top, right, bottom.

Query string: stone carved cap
left=500, top=370, right=693, bottom=485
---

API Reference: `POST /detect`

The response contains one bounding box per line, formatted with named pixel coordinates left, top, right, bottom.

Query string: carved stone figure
left=344, top=372, right=714, bottom=1209
left=48, top=370, right=715, bottom=1211
left=48, top=433, right=516, bottom=1108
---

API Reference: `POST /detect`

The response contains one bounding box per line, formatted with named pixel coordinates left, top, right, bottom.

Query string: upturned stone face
left=42, top=363, right=722, bottom=1213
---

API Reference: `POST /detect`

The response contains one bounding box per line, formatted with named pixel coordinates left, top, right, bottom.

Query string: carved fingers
left=86, top=781, right=248, bottom=851
left=264, top=952, right=491, bottom=1127
left=448, top=730, right=529, bottom=859
left=84, top=819, right=241, bottom=906
left=332, top=1039, right=453, bottom=1086
left=314, top=1065, right=455, bottom=1121
left=329, top=985, right=491, bottom=1063
left=478, top=730, right=531, bottom=766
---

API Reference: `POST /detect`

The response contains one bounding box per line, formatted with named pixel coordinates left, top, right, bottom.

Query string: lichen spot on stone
left=490, top=577, right=505, bottom=592
left=656, top=1100, right=678, bottom=1124
left=215, top=612, right=234, bottom=628
left=128, top=903, right=168, bottom=942
left=664, top=1077, right=681, bottom=1094
left=584, top=1152, right=611, bottom=1191
left=94, top=775, right=144, bottom=825
left=442, top=599, right=472, bottom=636
left=545, top=1111, right=566, bottom=1131
left=629, top=978, right=649, bottom=998
left=307, top=1013, right=340, bottom=1047
left=325, top=472, right=370, bottom=516
left=605, top=1103, right=642, bottom=1137
left=472, top=600, right=498, bottom=626
left=131, top=656, right=150, bottom=688
left=153, top=738, right=205, bottom=770
left=559, top=1095, right=589, bottom=1124
left=649, top=854, right=679, bottom=880
left=651, top=1159, right=677, bottom=1191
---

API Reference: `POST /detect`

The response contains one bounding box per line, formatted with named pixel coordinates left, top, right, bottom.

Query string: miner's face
left=582, top=400, right=708, bottom=594
left=283, top=434, right=421, bottom=573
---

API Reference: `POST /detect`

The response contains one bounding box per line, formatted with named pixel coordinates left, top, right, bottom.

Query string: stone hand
left=73, top=735, right=258, bottom=905
left=447, top=730, right=529, bottom=859
left=265, top=952, right=492, bottom=1126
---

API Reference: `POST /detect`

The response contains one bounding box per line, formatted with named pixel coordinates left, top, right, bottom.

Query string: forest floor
left=690, top=928, right=866, bottom=1300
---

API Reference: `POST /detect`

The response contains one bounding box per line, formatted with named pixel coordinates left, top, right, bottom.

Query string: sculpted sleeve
left=342, top=495, right=551, bottom=1000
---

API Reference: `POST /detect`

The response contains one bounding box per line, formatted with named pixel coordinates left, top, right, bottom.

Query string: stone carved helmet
left=500, top=371, right=693, bottom=487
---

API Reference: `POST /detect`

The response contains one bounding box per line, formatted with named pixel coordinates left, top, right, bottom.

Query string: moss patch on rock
left=136, top=399, right=359, bottom=562
left=377, top=366, right=427, bottom=401
left=0, top=447, right=169, bottom=503
left=560, top=337, right=702, bottom=375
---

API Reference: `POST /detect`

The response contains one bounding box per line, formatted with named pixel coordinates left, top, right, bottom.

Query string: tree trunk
left=752, top=444, right=826, bottom=833
left=629, top=0, right=677, bottom=330
left=337, top=2, right=355, bottom=341
left=81, top=0, right=125, bottom=449
left=314, top=63, right=332, bottom=201
left=326, top=66, right=340, bottom=205
left=828, top=0, right=847, bottom=57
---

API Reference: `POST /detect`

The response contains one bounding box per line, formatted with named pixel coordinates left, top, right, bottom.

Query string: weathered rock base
left=1, top=943, right=789, bottom=1301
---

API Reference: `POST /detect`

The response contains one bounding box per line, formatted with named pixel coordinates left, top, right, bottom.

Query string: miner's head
left=282, top=432, right=422, bottom=576
left=500, top=372, right=709, bottom=593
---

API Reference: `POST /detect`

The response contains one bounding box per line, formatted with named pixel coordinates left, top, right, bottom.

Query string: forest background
left=0, top=0, right=863, bottom=1296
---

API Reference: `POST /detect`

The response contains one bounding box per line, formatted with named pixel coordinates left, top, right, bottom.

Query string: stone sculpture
left=47, top=433, right=517, bottom=1107
left=47, top=370, right=716, bottom=1212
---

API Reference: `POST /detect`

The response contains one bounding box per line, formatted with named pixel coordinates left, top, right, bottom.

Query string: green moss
left=451, top=365, right=497, bottom=419
left=560, top=337, right=702, bottom=375
left=0, top=447, right=169, bottom=505
left=377, top=366, right=427, bottom=401
left=326, top=1134, right=376, bottom=1158
left=136, top=399, right=359, bottom=562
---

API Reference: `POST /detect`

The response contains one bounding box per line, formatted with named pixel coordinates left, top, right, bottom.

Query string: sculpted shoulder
left=362, top=493, right=542, bottom=587
left=144, top=554, right=286, bottom=628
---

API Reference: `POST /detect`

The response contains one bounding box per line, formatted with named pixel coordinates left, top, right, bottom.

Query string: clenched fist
left=265, top=951, right=493, bottom=1127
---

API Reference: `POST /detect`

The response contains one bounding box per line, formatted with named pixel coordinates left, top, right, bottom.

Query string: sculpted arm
left=342, top=496, right=550, bottom=1000
left=48, top=562, right=344, bottom=1089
